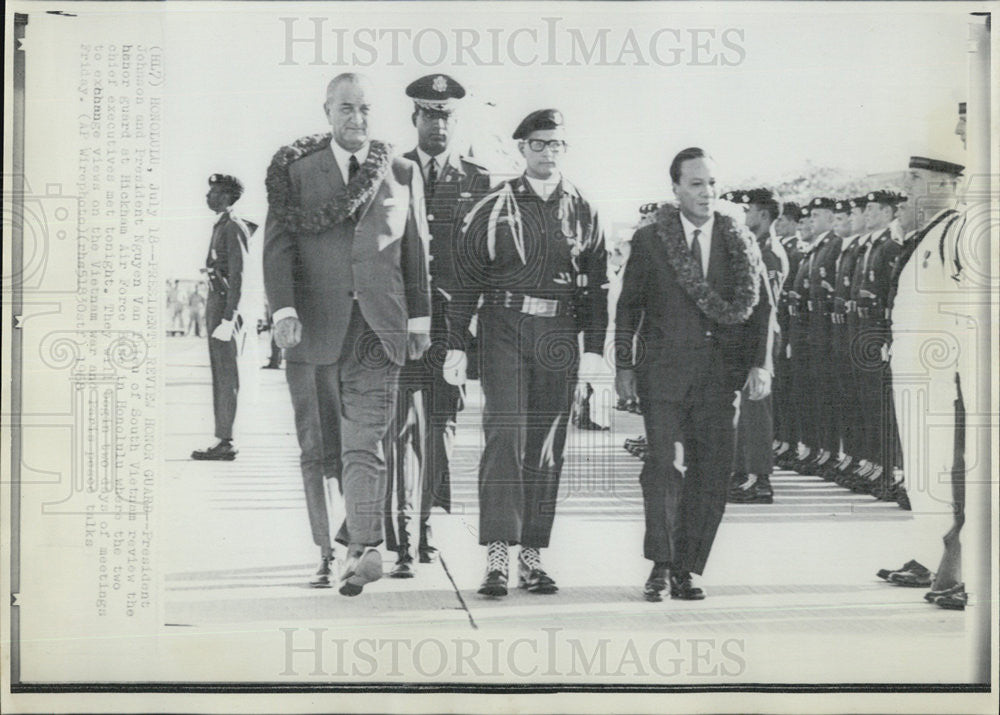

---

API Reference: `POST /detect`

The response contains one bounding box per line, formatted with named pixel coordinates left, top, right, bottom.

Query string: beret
left=513, top=108, right=564, bottom=139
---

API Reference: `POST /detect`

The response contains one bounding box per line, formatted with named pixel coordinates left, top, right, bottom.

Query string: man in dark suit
left=192, top=174, right=255, bottom=462
left=264, top=73, right=431, bottom=596
left=382, top=74, right=491, bottom=578
left=615, top=147, right=772, bottom=601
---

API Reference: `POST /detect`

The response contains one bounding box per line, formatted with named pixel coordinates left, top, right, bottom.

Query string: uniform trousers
left=286, top=304, right=399, bottom=549
left=857, top=322, right=901, bottom=469
left=383, top=294, right=460, bottom=554
left=476, top=306, right=577, bottom=548
left=789, top=321, right=816, bottom=448
left=206, top=292, right=238, bottom=441
left=772, top=333, right=796, bottom=447
left=808, top=321, right=839, bottom=454
left=734, top=388, right=774, bottom=476
left=831, top=322, right=860, bottom=458
left=638, top=357, right=737, bottom=575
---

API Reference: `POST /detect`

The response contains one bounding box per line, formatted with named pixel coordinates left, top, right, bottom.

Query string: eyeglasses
left=524, top=139, right=568, bottom=152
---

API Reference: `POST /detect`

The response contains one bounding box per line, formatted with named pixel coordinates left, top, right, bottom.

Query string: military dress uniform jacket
left=446, top=175, right=608, bottom=355
left=807, top=231, right=841, bottom=345
left=264, top=146, right=431, bottom=366
left=856, top=229, right=901, bottom=337
left=402, top=150, right=492, bottom=297
left=832, top=235, right=865, bottom=325
left=206, top=210, right=254, bottom=323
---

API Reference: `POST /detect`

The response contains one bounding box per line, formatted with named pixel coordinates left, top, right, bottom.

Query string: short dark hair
left=669, top=147, right=711, bottom=184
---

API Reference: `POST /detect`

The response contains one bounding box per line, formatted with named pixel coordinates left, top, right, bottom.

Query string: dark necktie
left=426, top=158, right=438, bottom=198
left=691, top=228, right=704, bottom=279
left=348, top=154, right=360, bottom=183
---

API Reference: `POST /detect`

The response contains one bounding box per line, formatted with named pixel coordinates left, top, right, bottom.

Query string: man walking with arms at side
left=616, top=148, right=772, bottom=602
left=383, top=74, right=491, bottom=578
left=264, top=73, right=431, bottom=595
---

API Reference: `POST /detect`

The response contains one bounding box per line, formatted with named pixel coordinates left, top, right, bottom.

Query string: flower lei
left=265, top=133, right=393, bottom=233
left=654, top=203, right=762, bottom=324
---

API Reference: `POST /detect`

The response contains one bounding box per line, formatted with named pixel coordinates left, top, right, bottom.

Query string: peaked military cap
left=909, top=155, right=964, bottom=177
left=865, top=189, right=907, bottom=207
left=849, top=195, right=869, bottom=210
left=832, top=199, right=851, bottom=213
left=808, top=197, right=837, bottom=211
left=513, top=109, right=564, bottom=139
left=406, top=74, right=466, bottom=112
left=209, top=173, right=244, bottom=201
left=799, top=205, right=812, bottom=219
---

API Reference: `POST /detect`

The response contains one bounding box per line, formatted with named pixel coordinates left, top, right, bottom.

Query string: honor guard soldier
left=729, top=189, right=788, bottom=504
left=854, top=189, right=907, bottom=501
left=882, top=154, right=967, bottom=604
left=192, top=174, right=255, bottom=461
left=830, top=196, right=869, bottom=483
left=804, top=197, right=840, bottom=476
left=444, top=109, right=609, bottom=597
left=772, top=201, right=802, bottom=466
left=787, top=204, right=821, bottom=469
left=382, top=74, right=492, bottom=578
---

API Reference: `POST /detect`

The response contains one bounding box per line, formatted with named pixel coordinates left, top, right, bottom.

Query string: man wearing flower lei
left=615, top=147, right=772, bottom=602
left=443, top=109, right=609, bottom=597
left=263, top=73, right=432, bottom=596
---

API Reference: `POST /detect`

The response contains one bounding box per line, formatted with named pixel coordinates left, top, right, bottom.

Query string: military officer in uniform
left=830, top=196, right=869, bottom=484
left=729, top=189, right=787, bottom=504
left=444, top=109, right=608, bottom=597
left=786, top=204, right=822, bottom=470
left=803, top=197, right=840, bottom=477
left=854, top=190, right=907, bottom=502
left=382, top=75, right=492, bottom=578
left=192, top=174, right=255, bottom=461
left=881, top=154, right=967, bottom=607
left=772, top=201, right=802, bottom=467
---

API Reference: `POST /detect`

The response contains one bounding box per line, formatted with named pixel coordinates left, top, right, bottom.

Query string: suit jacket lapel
left=317, top=147, right=345, bottom=196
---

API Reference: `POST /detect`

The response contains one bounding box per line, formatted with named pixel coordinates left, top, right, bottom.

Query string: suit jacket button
left=427, top=213, right=435, bottom=221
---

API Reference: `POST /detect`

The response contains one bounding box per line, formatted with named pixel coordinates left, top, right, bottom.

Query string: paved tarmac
left=162, top=336, right=980, bottom=683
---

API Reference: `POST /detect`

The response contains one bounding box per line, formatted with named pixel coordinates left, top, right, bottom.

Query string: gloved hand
left=443, top=349, right=468, bottom=386
left=212, top=319, right=235, bottom=342
left=578, top=352, right=612, bottom=429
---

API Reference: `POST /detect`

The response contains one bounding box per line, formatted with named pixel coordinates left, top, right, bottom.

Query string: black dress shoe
left=478, top=569, right=508, bottom=597
left=670, top=571, right=705, bottom=600
left=924, top=583, right=967, bottom=610
left=643, top=564, right=669, bottom=602
left=877, top=559, right=927, bottom=581
left=309, top=556, right=334, bottom=588
left=389, top=555, right=415, bottom=579
left=518, top=562, right=558, bottom=594
left=191, top=440, right=237, bottom=461
left=888, top=564, right=934, bottom=587
left=339, top=549, right=383, bottom=596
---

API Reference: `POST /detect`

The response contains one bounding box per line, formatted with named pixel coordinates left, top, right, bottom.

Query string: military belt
left=484, top=290, right=570, bottom=318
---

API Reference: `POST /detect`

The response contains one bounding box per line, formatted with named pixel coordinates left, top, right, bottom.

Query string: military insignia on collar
left=432, top=75, right=448, bottom=92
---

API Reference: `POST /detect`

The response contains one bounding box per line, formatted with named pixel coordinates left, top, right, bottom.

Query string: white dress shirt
left=273, top=139, right=429, bottom=335
left=679, top=211, right=714, bottom=277
left=524, top=172, right=561, bottom=202
left=330, top=140, right=370, bottom=185
left=415, top=147, right=447, bottom=183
